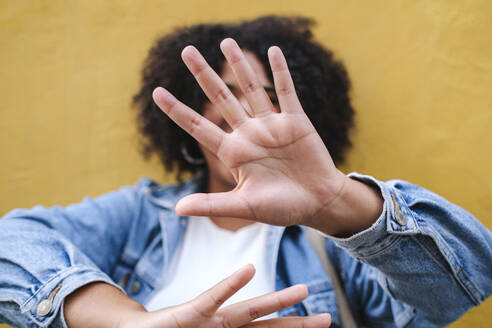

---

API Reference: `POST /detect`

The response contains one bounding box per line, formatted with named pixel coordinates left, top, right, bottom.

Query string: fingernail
left=152, top=87, right=176, bottom=110
left=314, top=313, right=331, bottom=325
left=234, top=264, right=255, bottom=275
left=152, top=87, right=164, bottom=100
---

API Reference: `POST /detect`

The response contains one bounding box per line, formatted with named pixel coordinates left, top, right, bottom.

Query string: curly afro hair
left=133, top=15, right=354, bottom=180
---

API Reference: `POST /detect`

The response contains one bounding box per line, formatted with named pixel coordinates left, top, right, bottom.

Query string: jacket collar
left=139, top=173, right=207, bottom=210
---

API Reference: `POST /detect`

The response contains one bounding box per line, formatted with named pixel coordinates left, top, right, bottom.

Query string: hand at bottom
left=121, top=264, right=331, bottom=328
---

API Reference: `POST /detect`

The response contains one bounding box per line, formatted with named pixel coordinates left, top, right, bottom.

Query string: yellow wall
left=1, top=0, right=491, bottom=326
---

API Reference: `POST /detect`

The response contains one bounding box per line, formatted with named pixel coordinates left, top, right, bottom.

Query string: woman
left=1, top=16, right=491, bottom=328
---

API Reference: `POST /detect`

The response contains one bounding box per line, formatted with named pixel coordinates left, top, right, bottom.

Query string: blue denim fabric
left=1, top=173, right=491, bottom=327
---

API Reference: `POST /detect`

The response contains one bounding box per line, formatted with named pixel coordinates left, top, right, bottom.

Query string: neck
left=206, top=172, right=255, bottom=232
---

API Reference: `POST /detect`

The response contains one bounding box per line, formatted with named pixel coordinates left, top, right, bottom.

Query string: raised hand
left=121, top=265, right=331, bottom=328
left=153, top=38, right=382, bottom=236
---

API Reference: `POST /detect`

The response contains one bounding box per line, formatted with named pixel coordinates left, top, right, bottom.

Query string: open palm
left=153, top=38, right=347, bottom=228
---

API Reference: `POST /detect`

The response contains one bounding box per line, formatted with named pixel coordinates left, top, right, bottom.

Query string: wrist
left=308, top=174, right=384, bottom=237
left=116, top=303, right=148, bottom=328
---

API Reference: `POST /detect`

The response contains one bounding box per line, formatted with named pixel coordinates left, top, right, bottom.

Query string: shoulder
left=134, top=174, right=205, bottom=209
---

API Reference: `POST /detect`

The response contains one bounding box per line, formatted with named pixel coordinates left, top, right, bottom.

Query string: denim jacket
left=1, top=173, right=491, bottom=327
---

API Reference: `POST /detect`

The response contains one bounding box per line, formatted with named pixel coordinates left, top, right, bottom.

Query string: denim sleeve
left=330, top=173, right=492, bottom=327
left=0, top=185, right=141, bottom=327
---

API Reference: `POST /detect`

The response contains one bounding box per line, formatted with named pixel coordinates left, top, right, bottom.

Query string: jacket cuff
left=19, top=265, right=124, bottom=327
left=328, top=172, right=420, bottom=259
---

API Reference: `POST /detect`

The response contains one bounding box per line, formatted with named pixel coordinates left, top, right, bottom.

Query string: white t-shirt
left=144, top=216, right=276, bottom=318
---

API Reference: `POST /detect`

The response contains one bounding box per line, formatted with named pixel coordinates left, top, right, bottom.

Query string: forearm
left=64, top=282, right=145, bottom=328
left=329, top=173, right=492, bottom=325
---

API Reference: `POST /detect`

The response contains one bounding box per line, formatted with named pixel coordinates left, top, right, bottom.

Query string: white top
left=144, top=216, right=277, bottom=318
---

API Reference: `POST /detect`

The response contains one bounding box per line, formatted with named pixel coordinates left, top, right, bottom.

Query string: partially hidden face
left=198, top=51, right=279, bottom=191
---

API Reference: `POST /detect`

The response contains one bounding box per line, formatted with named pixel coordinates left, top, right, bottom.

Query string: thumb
left=176, top=192, right=254, bottom=219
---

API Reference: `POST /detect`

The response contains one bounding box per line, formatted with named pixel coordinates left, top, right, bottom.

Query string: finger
left=218, top=284, right=309, bottom=327
left=189, top=264, right=256, bottom=316
left=220, top=38, right=274, bottom=117
left=267, top=46, right=303, bottom=114
left=241, top=313, right=332, bottom=328
left=152, top=87, right=224, bottom=154
left=181, top=46, right=249, bottom=128
left=175, top=192, right=253, bottom=219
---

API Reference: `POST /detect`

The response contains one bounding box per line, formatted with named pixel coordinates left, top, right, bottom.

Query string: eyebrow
left=225, top=83, right=276, bottom=94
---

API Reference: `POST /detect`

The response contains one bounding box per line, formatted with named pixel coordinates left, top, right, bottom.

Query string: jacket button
left=390, top=193, right=407, bottom=226
left=130, top=280, right=141, bottom=294
left=117, top=273, right=130, bottom=289
left=37, top=299, right=53, bottom=317
left=395, top=209, right=407, bottom=226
